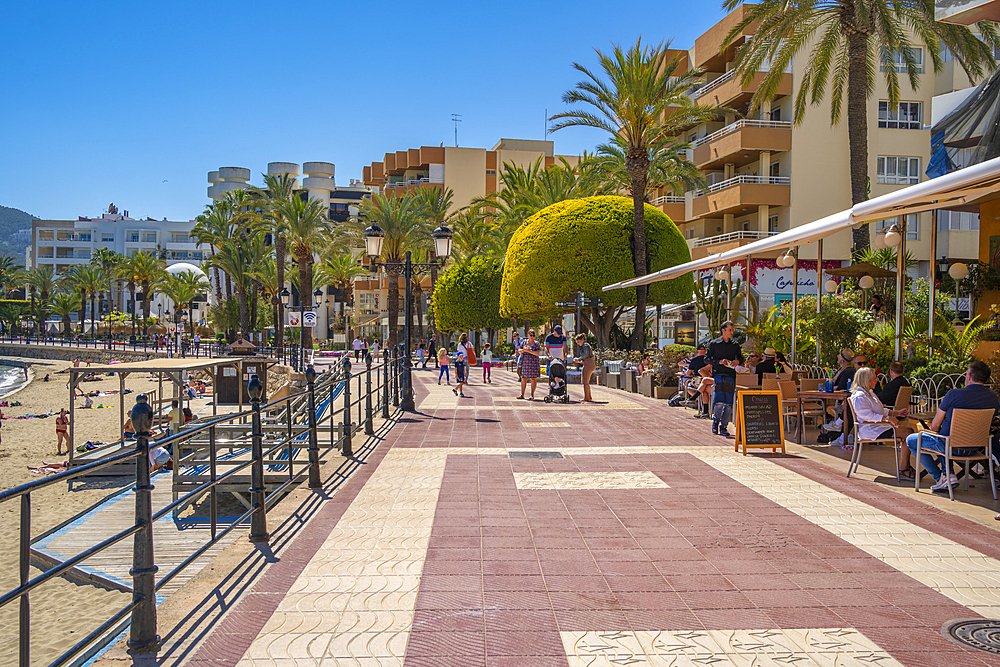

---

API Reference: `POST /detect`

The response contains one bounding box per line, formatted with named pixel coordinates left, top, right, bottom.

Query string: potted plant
left=652, top=344, right=695, bottom=399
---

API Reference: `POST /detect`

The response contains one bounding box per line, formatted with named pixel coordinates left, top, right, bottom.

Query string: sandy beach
left=0, top=355, right=246, bottom=666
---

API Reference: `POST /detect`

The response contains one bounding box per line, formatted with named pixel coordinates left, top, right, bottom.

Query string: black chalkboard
left=736, top=391, right=785, bottom=455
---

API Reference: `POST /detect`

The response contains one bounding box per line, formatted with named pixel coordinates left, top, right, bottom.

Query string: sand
left=0, top=356, right=241, bottom=667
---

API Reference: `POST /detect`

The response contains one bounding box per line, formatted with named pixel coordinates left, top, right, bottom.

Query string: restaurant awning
left=603, top=155, right=1000, bottom=291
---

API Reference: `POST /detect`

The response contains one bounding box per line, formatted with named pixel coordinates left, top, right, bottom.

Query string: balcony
left=691, top=175, right=790, bottom=218
left=690, top=230, right=780, bottom=259
left=695, top=69, right=792, bottom=109
left=693, top=120, right=792, bottom=170
left=650, top=195, right=686, bottom=223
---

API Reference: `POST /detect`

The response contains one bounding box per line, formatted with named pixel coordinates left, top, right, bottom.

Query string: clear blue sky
left=0, top=1, right=728, bottom=221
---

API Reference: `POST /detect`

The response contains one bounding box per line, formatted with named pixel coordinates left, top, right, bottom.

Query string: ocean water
left=0, top=365, right=29, bottom=398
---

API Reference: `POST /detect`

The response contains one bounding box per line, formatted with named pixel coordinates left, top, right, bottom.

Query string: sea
left=0, top=365, right=30, bottom=399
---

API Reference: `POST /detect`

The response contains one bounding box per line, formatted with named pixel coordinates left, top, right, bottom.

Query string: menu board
left=735, top=390, right=786, bottom=456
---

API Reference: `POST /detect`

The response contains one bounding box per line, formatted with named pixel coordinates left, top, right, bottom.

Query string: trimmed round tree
left=432, top=255, right=508, bottom=343
left=500, top=195, right=692, bottom=348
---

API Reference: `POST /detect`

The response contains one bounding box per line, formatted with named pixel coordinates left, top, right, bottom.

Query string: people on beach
left=55, top=408, right=70, bottom=455
left=168, top=400, right=181, bottom=436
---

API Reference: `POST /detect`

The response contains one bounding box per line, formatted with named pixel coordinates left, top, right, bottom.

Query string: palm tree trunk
left=225, top=273, right=232, bottom=300
left=250, top=282, right=259, bottom=331
left=298, top=253, right=313, bottom=352
left=77, top=293, right=86, bottom=334
left=626, top=152, right=650, bottom=351
left=238, top=286, right=249, bottom=338
left=387, top=273, right=399, bottom=350
left=142, top=282, right=151, bottom=335
left=275, top=235, right=286, bottom=351
left=848, top=29, right=871, bottom=259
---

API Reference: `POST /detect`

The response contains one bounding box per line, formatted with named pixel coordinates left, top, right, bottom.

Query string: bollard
left=342, top=356, right=353, bottom=457
left=247, top=376, right=269, bottom=543
left=392, top=345, right=400, bottom=407
left=305, top=365, right=321, bottom=489
left=382, top=350, right=390, bottom=418
left=128, top=394, right=159, bottom=652
left=364, top=353, right=374, bottom=435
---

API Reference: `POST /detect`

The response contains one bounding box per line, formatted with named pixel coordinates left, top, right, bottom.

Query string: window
left=686, top=229, right=695, bottom=239
left=875, top=213, right=919, bottom=241
left=128, top=234, right=139, bottom=243
left=741, top=220, right=750, bottom=231
left=102, top=233, right=114, bottom=242
left=359, top=292, right=376, bottom=315
left=38, top=230, right=54, bottom=241
left=769, top=162, right=780, bottom=178
left=878, top=101, right=922, bottom=129
left=769, top=107, right=781, bottom=122
left=877, top=156, right=920, bottom=185
left=486, top=170, right=497, bottom=175
left=937, top=210, right=980, bottom=231
left=768, top=215, right=779, bottom=233
left=882, top=48, right=923, bottom=73
left=141, top=232, right=156, bottom=243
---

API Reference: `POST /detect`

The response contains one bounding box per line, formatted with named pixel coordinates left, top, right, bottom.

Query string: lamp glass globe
left=873, top=232, right=887, bottom=249
left=949, top=263, right=968, bottom=280
left=859, top=275, right=875, bottom=289
left=825, top=279, right=839, bottom=293
left=884, top=229, right=901, bottom=247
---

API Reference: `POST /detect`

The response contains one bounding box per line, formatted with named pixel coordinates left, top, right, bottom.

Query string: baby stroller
left=543, top=358, right=571, bottom=403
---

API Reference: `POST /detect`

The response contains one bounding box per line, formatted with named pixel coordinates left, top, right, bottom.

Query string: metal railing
left=695, top=69, right=736, bottom=98
left=651, top=195, right=685, bottom=206
left=691, top=119, right=792, bottom=148
left=0, top=347, right=406, bottom=667
left=692, top=230, right=779, bottom=248
left=693, top=174, right=791, bottom=196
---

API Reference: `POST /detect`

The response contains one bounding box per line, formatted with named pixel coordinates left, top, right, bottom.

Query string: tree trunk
left=250, top=282, right=259, bottom=331
left=387, top=272, right=399, bottom=351
left=582, top=306, right=620, bottom=349
left=298, top=251, right=313, bottom=352
left=275, top=235, right=286, bottom=351
left=77, top=293, right=86, bottom=334
left=238, top=286, right=249, bottom=338
left=141, top=282, right=151, bottom=335
left=847, top=28, right=871, bottom=258
left=626, top=151, right=650, bottom=351
left=225, top=273, right=232, bottom=300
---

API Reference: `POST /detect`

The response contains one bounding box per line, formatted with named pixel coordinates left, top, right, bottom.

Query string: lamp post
left=278, top=287, right=323, bottom=372
left=363, top=222, right=453, bottom=412
left=279, top=288, right=290, bottom=367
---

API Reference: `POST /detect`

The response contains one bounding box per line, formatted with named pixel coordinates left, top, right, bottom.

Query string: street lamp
left=279, top=288, right=291, bottom=367
left=364, top=222, right=454, bottom=412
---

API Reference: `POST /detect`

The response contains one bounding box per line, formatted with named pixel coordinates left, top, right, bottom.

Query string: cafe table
left=795, top=390, right=850, bottom=444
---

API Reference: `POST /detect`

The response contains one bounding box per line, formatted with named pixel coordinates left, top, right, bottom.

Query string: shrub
left=653, top=345, right=696, bottom=387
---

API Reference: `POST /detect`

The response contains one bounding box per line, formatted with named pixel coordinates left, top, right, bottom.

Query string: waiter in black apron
left=705, top=321, right=744, bottom=438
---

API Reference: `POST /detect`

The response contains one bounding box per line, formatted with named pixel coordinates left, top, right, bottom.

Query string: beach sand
left=0, top=356, right=244, bottom=666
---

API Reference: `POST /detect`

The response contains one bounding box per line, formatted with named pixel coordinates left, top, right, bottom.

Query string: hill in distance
left=0, top=206, right=37, bottom=266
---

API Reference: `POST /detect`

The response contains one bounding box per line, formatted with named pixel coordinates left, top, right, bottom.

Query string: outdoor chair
left=736, top=373, right=757, bottom=389
left=846, top=399, right=904, bottom=482
left=777, top=380, right=800, bottom=433
left=761, top=378, right=780, bottom=392
left=761, top=373, right=777, bottom=381
left=800, top=378, right=824, bottom=392
left=914, top=408, right=997, bottom=501
left=890, top=386, right=913, bottom=427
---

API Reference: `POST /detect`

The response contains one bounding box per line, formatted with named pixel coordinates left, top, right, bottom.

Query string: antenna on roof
left=451, top=114, right=462, bottom=147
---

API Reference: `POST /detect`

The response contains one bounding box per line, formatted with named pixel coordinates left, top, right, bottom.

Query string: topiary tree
left=432, top=256, right=508, bottom=345
left=500, top=195, right=692, bottom=348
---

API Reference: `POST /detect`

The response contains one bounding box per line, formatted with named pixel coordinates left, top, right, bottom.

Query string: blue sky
left=0, top=1, right=729, bottom=221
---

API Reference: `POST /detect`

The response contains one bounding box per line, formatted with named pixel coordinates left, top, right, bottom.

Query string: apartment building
left=653, top=5, right=995, bottom=309
left=362, top=138, right=577, bottom=209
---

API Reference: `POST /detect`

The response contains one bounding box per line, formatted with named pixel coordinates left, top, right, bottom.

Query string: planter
left=622, top=368, right=638, bottom=393
left=654, top=385, right=677, bottom=400
left=638, top=373, right=654, bottom=397
left=606, top=372, right=621, bottom=389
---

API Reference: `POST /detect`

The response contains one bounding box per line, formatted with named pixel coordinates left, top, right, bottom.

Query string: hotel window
left=102, top=233, right=114, bottom=242
left=486, top=170, right=497, bottom=175
left=937, top=210, right=980, bottom=231
left=768, top=215, right=779, bottom=233
left=877, top=156, right=920, bottom=185
left=878, top=101, right=921, bottom=129
left=876, top=213, right=919, bottom=241
left=882, top=48, right=923, bottom=73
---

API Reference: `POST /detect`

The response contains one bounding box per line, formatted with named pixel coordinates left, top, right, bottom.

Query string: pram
left=543, top=358, right=570, bottom=403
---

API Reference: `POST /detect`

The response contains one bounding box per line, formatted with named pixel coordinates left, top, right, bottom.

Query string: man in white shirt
left=352, top=337, right=363, bottom=361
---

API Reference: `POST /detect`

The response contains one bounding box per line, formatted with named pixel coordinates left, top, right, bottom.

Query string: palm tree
left=60, top=265, right=88, bottom=334
left=722, top=0, right=999, bottom=256
left=193, top=199, right=234, bottom=303
left=450, top=209, right=500, bottom=263
left=208, top=233, right=268, bottom=338
left=90, top=247, right=122, bottom=315
left=27, top=266, right=57, bottom=336
left=314, top=251, right=367, bottom=351
left=355, top=193, right=428, bottom=350
left=592, top=135, right=707, bottom=201
left=50, top=291, right=81, bottom=337
left=273, top=195, right=332, bottom=352
left=127, top=252, right=166, bottom=335
left=0, top=256, right=25, bottom=297
left=161, top=270, right=210, bottom=334
left=249, top=256, right=281, bottom=339
left=250, top=172, right=298, bottom=354
left=551, top=39, right=720, bottom=350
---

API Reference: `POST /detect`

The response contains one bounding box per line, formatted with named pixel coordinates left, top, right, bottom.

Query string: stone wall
left=0, top=344, right=168, bottom=366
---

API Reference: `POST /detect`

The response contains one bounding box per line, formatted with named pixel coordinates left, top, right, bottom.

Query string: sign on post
left=302, top=311, right=317, bottom=328
left=734, top=390, right=785, bottom=456
left=287, top=311, right=316, bottom=327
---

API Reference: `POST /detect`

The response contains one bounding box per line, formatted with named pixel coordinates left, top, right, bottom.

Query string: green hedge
left=432, top=256, right=507, bottom=333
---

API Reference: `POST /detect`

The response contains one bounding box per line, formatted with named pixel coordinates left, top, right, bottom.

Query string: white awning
left=603, top=155, right=1000, bottom=291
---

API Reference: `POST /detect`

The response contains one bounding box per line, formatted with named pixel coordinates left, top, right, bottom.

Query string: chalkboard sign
left=735, top=390, right=785, bottom=456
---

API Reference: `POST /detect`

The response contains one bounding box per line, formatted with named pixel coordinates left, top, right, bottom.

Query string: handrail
left=695, top=69, right=736, bottom=98
left=651, top=195, right=685, bottom=205
left=694, top=174, right=791, bottom=196
left=0, top=349, right=403, bottom=667
left=693, top=230, right=779, bottom=247
left=691, top=119, right=792, bottom=148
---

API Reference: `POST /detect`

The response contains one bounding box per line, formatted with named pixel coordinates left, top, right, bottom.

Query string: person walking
left=55, top=408, right=70, bottom=455
left=458, top=333, right=475, bottom=385
left=352, top=336, right=363, bottom=362
left=544, top=325, right=568, bottom=360
left=370, top=339, right=380, bottom=361
left=573, top=333, right=596, bottom=402
left=437, top=345, right=450, bottom=384
left=416, top=342, right=426, bottom=369
left=481, top=344, right=493, bottom=383
left=517, top=330, right=542, bottom=400
left=705, top=321, right=743, bottom=438
left=454, top=339, right=469, bottom=397
left=427, top=337, right=437, bottom=369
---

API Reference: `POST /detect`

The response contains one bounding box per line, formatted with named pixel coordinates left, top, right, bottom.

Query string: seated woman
left=123, top=417, right=136, bottom=439
left=849, top=366, right=915, bottom=478
left=182, top=407, right=195, bottom=423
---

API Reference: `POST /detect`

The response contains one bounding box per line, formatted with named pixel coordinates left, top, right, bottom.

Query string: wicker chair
left=846, top=397, right=903, bottom=481
left=800, top=378, right=824, bottom=392
left=914, top=408, right=997, bottom=501
left=761, top=378, right=780, bottom=392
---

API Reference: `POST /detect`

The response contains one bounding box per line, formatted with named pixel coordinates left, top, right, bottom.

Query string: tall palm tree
left=90, top=247, right=123, bottom=314
left=208, top=232, right=268, bottom=338
left=450, top=209, right=500, bottom=263
left=592, top=135, right=707, bottom=201
left=314, top=251, right=367, bottom=350
left=193, top=199, right=234, bottom=303
left=27, top=266, right=57, bottom=335
left=50, top=291, right=81, bottom=337
left=126, top=252, right=166, bottom=335
left=60, top=265, right=88, bottom=333
left=161, top=270, right=210, bottom=334
left=551, top=39, right=720, bottom=350
left=355, top=193, right=428, bottom=350
left=0, top=256, right=25, bottom=297
left=722, top=0, right=999, bottom=255
left=273, top=195, right=332, bottom=351
left=250, top=172, right=298, bottom=354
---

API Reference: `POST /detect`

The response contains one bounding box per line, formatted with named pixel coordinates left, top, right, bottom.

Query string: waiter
left=705, top=321, right=743, bottom=438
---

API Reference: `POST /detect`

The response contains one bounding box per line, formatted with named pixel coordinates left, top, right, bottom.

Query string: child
left=437, top=346, right=450, bottom=385
left=416, top=342, right=426, bottom=369
left=481, top=344, right=493, bottom=383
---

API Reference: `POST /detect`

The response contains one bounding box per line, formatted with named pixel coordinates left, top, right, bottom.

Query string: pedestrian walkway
left=179, top=368, right=1000, bottom=667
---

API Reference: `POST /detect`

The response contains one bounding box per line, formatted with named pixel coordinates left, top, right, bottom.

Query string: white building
left=207, top=162, right=371, bottom=340
left=31, top=210, right=209, bottom=324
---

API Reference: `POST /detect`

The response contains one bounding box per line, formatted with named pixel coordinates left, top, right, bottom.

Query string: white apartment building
left=206, top=161, right=372, bottom=340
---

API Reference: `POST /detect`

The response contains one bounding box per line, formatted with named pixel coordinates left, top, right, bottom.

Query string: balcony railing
left=694, top=175, right=791, bottom=196
left=651, top=195, right=685, bottom=206
left=384, top=177, right=444, bottom=189
left=691, top=119, right=792, bottom=148
left=693, top=230, right=780, bottom=248
left=696, top=69, right=736, bottom=99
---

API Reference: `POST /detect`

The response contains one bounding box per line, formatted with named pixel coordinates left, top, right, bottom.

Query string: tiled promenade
left=184, top=368, right=1000, bottom=667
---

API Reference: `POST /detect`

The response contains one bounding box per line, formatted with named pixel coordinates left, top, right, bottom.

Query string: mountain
left=0, top=206, right=37, bottom=266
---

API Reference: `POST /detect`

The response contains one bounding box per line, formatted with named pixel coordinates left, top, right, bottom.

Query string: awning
left=603, top=155, right=1000, bottom=291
